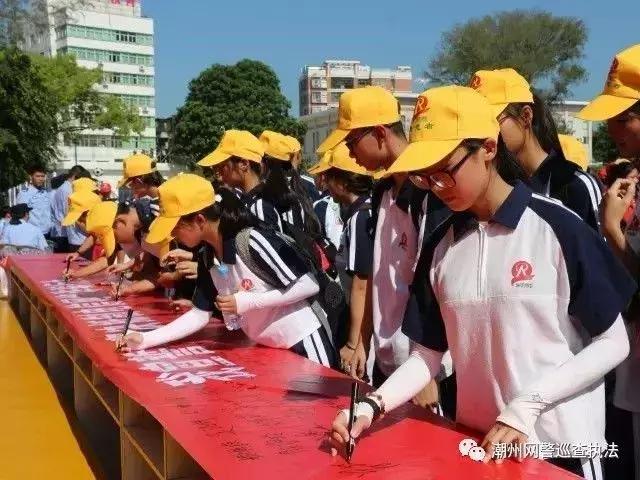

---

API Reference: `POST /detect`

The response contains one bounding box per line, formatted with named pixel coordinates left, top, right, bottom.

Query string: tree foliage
left=31, top=53, right=144, bottom=140
left=592, top=122, right=618, bottom=164
left=0, top=47, right=58, bottom=193
left=171, top=59, right=306, bottom=167
left=427, top=10, right=588, bottom=102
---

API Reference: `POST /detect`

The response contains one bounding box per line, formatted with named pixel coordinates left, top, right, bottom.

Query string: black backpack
left=235, top=228, right=347, bottom=347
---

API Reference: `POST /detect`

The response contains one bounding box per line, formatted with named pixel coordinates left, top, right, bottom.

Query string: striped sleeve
left=251, top=199, right=283, bottom=232
left=247, top=229, right=309, bottom=288
left=346, top=209, right=373, bottom=276
left=563, top=171, right=603, bottom=233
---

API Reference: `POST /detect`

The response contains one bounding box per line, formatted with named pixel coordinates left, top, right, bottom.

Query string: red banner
left=8, top=255, right=580, bottom=479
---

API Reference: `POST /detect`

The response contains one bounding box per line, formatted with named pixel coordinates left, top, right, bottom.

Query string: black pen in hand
left=115, top=308, right=134, bottom=352
left=346, top=381, right=359, bottom=462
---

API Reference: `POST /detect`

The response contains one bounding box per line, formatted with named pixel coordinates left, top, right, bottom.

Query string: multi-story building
left=301, top=98, right=596, bottom=167
left=299, top=60, right=412, bottom=116
left=23, top=0, right=170, bottom=186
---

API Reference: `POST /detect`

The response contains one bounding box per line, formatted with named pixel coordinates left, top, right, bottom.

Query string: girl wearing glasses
left=317, top=143, right=374, bottom=379
left=330, top=85, right=633, bottom=479
left=470, top=69, right=602, bottom=232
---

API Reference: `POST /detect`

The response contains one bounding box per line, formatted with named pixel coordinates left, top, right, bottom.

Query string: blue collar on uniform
left=452, top=181, right=532, bottom=241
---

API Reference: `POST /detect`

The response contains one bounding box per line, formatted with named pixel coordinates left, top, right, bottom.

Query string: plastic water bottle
left=217, top=264, right=241, bottom=330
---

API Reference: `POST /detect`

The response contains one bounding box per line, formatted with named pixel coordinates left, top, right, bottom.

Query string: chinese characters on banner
left=111, top=0, right=136, bottom=6
left=41, top=279, right=255, bottom=388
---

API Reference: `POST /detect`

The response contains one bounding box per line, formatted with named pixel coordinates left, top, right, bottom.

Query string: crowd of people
left=2, top=43, right=640, bottom=480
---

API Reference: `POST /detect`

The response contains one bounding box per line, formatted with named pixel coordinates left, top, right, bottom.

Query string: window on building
left=311, top=91, right=323, bottom=104
left=331, top=77, right=354, bottom=89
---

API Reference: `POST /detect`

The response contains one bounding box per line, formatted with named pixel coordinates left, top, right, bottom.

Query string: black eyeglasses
left=345, top=128, right=373, bottom=151
left=409, top=149, right=475, bottom=190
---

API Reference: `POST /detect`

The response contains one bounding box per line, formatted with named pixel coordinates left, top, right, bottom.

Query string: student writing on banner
left=316, top=86, right=449, bottom=414
left=329, top=85, right=634, bottom=479
left=118, top=174, right=338, bottom=367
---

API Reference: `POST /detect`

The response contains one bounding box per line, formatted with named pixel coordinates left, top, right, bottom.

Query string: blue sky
left=143, top=0, right=639, bottom=118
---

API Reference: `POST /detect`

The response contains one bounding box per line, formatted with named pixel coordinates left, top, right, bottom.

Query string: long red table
left=7, top=255, right=579, bottom=479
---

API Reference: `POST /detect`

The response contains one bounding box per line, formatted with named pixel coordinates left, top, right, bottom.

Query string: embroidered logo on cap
left=470, top=74, right=481, bottom=89
left=607, top=58, right=620, bottom=88
left=412, top=96, right=430, bottom=121
left=511, top=260, right=534, bottom=287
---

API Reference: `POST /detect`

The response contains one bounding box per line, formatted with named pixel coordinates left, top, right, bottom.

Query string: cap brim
left=385, top=140, right=462, bottom=175
left=99, top=229, right=116, bottom=257
left=62, top=209, right=82, bottom=227
left=146, top=216, right=180, bottom=244
left=316, top=128, right=350, bottom=154
left=117, top=177, right=127, bottom=187
left=577, top=94, right=639, bottom=121
left=492, top=103, right=508, bottom=117
left=198, top=150, right=231, bottom=167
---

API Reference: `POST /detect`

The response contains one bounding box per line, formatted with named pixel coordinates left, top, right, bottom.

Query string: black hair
left=28, top=164, right=46, bottom=175
left=629, top=101, right=640, bottom=115
left=229, top=156, right=262, bottom=176
left=181, top=187, right=261, bottom=241
left=261, top=156, right=322, bottom=237
left=131, top=170, right=165, bottom=187
left=460, top=138, right=527, bottom=185
left=323, top=168, right=373, bottom=197
left=67, top=165, right=89, bottom=179
left=387, top=121, right=407, bottom=141
left=1, top=206, right=10, bottom=217
left=116, top=202, right=131, bottom=216
left=502, top=93, right=564, bottom=160
left=604, top=161, right=638, bottom=188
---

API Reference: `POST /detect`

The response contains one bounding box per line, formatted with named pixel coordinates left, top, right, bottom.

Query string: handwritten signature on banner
left=41, top=279, right=255, bottom=388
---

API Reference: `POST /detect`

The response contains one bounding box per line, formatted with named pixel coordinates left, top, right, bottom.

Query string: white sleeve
left=234, top=273, right=320, bottom=315
left=497, top=315, right=630, bottom=436
left=133, top=307, right=211, bottom=350
left=353, top=343, right=444, bottom=422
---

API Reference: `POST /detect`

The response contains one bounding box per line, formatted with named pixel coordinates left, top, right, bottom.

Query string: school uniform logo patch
left=511, top=260, right=534, bottom=287
left=240, top=279, right=254, bottom=291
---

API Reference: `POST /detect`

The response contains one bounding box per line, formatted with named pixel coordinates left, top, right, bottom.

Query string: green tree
left=171, top=59, right=306, bottom=167
left=0, top=47, right=58, bottom=194
left=592, top=123, right=618, bottom=164
left=427, top=10, right=588, bottom=102
left=31, top=53, right=144, bottom=141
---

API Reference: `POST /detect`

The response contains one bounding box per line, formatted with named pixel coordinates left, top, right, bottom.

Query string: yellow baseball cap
left=307, top=151, right=331, bottom=175
left=470, top=68, right=534, bottom=116
left=119, top=153, right=156, bottom=187
left=260, top=131, right=292, bottom=161
left=314, top=143, right=372, bottom=176
left=198, top=130, right=264, bottom=167
left=86, top=201, right=117, bottom=257
left=62, top=190, right=102, bottom=226
left=385, top=86, right=500, bottom=176
left=72, top=178, right=98, bottom=193
left=146, top=174, right=216, bottom=244
left=285, top=135, right=302, bottom=154
left=316, top=86, right=401, bottom=154
left=578, top=44, right=640, bottom=121
left=558, top=134, right=589, bottom=171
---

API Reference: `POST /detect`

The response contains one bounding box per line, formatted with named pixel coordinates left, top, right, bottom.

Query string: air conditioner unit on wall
left=139, top=65, right=145, bottom=73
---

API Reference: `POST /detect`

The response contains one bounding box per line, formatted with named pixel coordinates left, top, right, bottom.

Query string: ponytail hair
left=181, top=187, right=261, bottom=241
left=502, top=93, right=565, bottom=161
left=262, top=156, right=322, bottom=238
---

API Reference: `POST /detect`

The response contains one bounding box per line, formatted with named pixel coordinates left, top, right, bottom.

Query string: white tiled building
left=23, top=0, right=171, bottom=186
